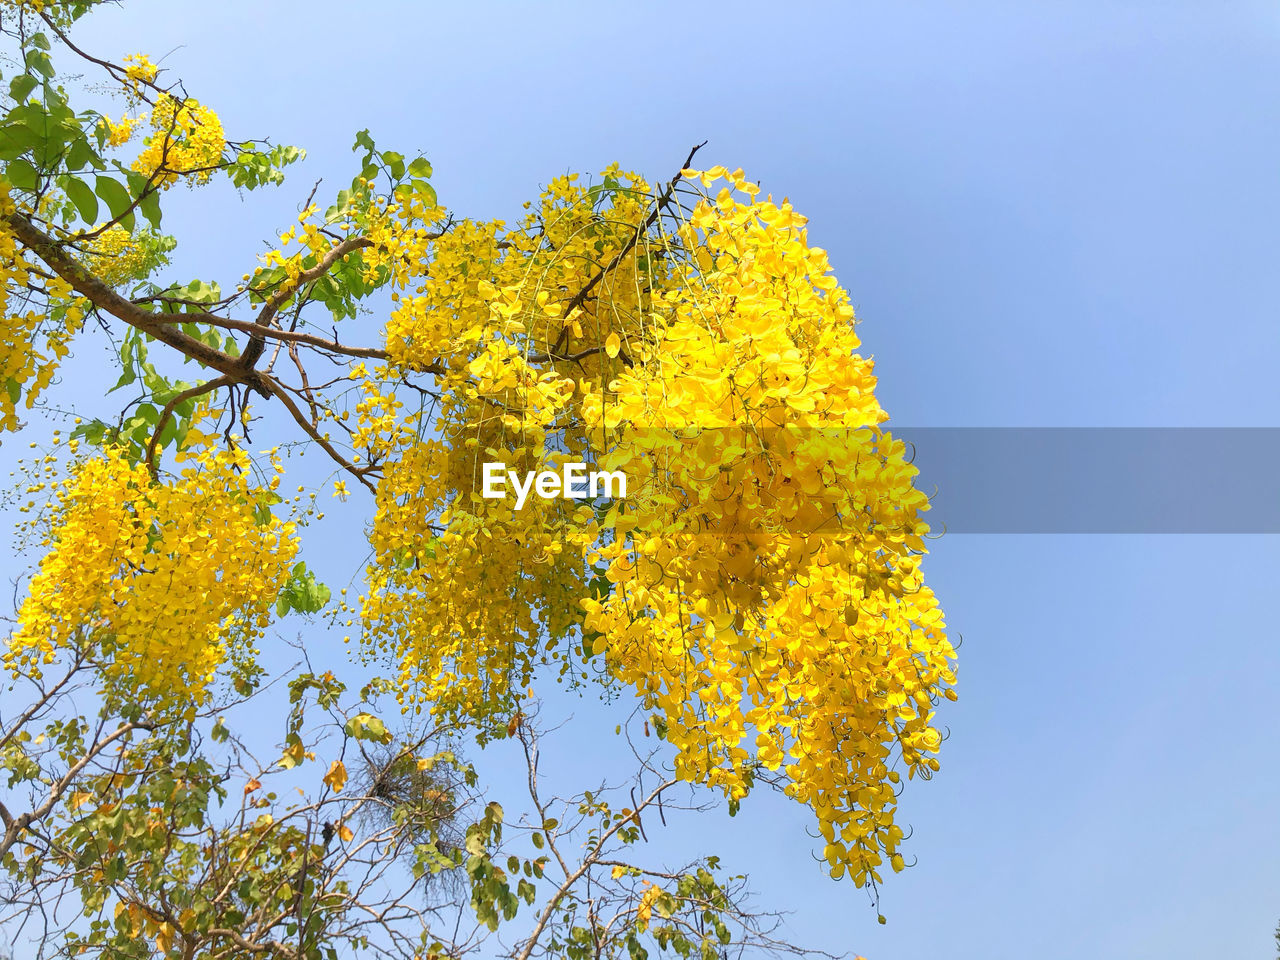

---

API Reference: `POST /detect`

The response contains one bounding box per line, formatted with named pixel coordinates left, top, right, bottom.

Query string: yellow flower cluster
left=0, top=182, right=85, bottom=431
left=86, top=226, right=149, bottom=286
left=571, top=170, right=954, bottom=884
left=121, top=52, right=158, bottom=101
left=5, top=438, right=299, bottom=708
left=132, top=93, right=225, bottom=189
left=356, top=169, right=663, bottom=724
left=99, top=113, right=142, bottom=148
left=383, top=167, right=652, bottom=373
left=345, top=162, right=955, bottom=882
left=94, top=54, right=167, bottom=157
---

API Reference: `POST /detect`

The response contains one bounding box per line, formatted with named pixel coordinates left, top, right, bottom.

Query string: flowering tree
left=0, top=2, right=956, bottom=958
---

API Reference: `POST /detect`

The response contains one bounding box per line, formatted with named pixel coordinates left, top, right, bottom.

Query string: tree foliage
left=0, top=1, right=956, bottom=957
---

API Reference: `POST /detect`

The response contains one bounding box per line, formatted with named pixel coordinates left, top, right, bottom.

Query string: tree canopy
left=0, top=2, right=956, bottom=958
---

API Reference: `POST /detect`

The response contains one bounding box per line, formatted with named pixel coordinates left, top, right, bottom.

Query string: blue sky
left=6, top=2, right=1280, bottom=958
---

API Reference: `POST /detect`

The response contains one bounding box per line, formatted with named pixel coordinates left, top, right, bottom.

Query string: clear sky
left=8, top=2, right=1280, bottom=958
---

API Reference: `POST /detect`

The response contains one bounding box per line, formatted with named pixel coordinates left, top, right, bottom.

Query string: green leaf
left=324, top=188, right=352, bottom=223
left=0, top=117, right=43, bottom=161
left=413, top=179, right=437, bottom=207
left=107, top=361, right=136, bottom=393
left=64, top=135, right=95, bottom=172
left=7, top=157, right=37, bottom=190
left=8, top=74, right=37, bottom=103
left=94, top=176, right=133, bottom=225
left=276, top=561, right=331, bottom=614
left=408, top=157, right=432, bottom=178
left=137, top=189, right=161, bottom=229
left=343, top=712, right=391, bottom=744
left=381, top=150, right=405, bottom=180
left=71, top=418, right=107, bottom=446
left=157, top=416, right=179, bottom=451
left=24, top=48, right=54, bottom=79
left=62, top=177, right=98, bottom=224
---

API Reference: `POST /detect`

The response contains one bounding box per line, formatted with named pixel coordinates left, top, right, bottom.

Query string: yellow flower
left=5, top=439, right=299, bottom=709
left=131, top=94, right=226, bottom=190
left=120, top=53, right=158, bottom=101
left=99, top=113, right=141, bottom=148
left=352, top=164, right=954, bottom=883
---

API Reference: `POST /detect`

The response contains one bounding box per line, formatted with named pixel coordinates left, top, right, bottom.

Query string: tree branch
left=549, top=141, right=706, bottom=359
left=239, top=236, right=374, bottom=369
left=257, top=374, right=377, bottom=493
left=145, top=375, right=232, bottom=476
left=4, top=212, right=251, bottom=384
left=152, top=312, right=395, bottom=362
left=0, top=720, right=154, bottom=858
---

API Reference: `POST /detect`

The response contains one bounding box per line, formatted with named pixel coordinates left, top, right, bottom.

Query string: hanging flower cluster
left=6, top=435, right=299, bottom=710
left=343, top=165, right=955, bottom=886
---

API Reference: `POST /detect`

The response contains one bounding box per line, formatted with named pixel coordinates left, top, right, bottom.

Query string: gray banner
left=897, top=428, right=1280, bottom=533
left=567, top=427, right=1280, bottom=534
